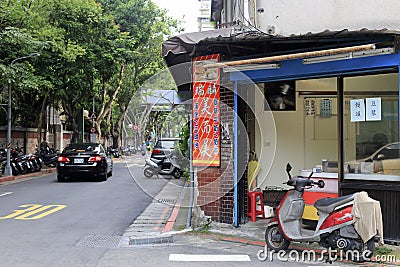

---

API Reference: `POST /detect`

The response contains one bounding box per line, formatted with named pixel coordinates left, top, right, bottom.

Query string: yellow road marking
left=0, top=204, right=66, bottom=220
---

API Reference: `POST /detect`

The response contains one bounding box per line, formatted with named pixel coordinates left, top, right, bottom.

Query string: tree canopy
left=0, top=0, right=181, bottom=147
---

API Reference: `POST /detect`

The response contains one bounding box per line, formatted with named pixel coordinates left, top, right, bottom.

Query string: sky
left=152, top=0, right=200, bottom=33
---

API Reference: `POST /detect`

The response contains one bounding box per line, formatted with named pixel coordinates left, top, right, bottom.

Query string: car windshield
left=155, top=140, right=177, bottom=150
left=63, top=143, right=99, bottom=153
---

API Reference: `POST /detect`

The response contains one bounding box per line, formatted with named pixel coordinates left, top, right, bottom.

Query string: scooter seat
left=314, top=194, right=355, bottom=214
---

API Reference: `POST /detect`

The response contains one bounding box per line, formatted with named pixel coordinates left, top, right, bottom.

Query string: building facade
left=163, top=0, right=400, bottom=242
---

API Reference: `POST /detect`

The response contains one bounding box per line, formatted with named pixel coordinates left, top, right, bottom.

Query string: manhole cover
left=75, top=234, right=122, bottom=248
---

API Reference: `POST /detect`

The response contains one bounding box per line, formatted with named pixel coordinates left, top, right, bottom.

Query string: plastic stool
left=248, top=191, right=265, bottom=222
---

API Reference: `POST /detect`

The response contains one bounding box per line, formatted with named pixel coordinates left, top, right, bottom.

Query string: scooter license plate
left=74, top=158, right=84, bottom=164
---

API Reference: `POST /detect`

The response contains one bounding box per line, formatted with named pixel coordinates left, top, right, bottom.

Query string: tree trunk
left=95, top=63, right=125, bottom=145
left=36, top=96, right=48, bottom=148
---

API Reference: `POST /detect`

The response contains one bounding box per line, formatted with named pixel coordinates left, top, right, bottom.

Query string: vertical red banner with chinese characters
left=192, top=54, right=220, bottom=167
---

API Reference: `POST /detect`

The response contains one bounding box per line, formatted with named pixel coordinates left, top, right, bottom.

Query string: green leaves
left=0, top=0, right=180, bottom=145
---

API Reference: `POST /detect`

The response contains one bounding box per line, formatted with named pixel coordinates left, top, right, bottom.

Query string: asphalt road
left=0, top=155, right=361, bottom=267
left=0, top=155, right=166, bottom=267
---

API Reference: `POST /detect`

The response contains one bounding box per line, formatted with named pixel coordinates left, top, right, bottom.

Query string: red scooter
left=265, top=163, right=376, bottom=261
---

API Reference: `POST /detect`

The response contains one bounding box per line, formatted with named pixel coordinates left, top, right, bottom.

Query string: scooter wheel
left=143, top=167, right=154, bottom=178
left=359, top=238, right=375, bottom=262
left=172, top=169, right=182, bottom=179
left=265, top=225, right=290, bottom=252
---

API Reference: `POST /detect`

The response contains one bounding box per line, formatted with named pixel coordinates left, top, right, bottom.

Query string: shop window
left=343, top=73, right=399, bottom=179
left=264, top=80, right=296, bottom=111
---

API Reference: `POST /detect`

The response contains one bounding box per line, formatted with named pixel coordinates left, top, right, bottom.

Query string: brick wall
left=0, top=127, right=73, bottom=154
left=197, top=168, right=221, bottom=221
left=197, top=82, right=235, bottom=223
left=219, top=85, right=234, bottom=224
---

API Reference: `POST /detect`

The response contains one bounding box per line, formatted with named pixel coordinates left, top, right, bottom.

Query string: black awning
left=162, top=28, right=400, bottom=90
left=162, top=28, right=232, bottom=90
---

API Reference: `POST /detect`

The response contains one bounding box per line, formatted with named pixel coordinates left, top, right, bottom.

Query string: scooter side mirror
left=286, top=163, right=292, bottom=179
left=286, top=163, right=292, bottom=173
left=317, top=180, right=325, bottom=188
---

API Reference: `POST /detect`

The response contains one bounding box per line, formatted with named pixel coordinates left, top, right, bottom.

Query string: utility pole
left=4, top=53, right=40, bottom=176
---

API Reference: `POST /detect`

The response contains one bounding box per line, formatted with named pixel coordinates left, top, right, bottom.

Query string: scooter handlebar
left=285, top=177, right=325, bottom=191
left=313, top=180, right=325, bottom=188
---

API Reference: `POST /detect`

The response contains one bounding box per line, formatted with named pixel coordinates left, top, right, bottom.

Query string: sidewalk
left=122, top=177, right=271, bottom=246
left=123, top=177, right=400, bottom=266
left=121, top=177, right=188, bottom=246
left=0, top=166, right=56, bottom=184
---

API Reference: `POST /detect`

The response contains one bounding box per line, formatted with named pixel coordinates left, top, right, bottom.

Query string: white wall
left=251, top=73, right=398, bottom=189
left=251, top=0, right=400, bottom=36
left=252, top=83, right=304, bottom=189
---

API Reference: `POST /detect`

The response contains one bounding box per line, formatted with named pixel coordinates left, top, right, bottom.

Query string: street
left=0, top=155, right=166, bottom=267
left=98, top=233, right=351, bottom=267
left=0, top=155, right=367, bottom=267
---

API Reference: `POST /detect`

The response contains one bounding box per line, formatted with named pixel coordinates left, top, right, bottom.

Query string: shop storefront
left=228, top=42, right=400, bottom=244
left=163, top=29, right=400, bottom=243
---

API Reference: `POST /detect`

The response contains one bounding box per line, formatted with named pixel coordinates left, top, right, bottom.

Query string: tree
left=95, top=0, right=180, bottom=148
left=0, top=0, right=181, bottom=148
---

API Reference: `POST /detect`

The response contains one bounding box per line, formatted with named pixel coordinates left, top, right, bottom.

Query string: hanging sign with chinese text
left=192, top=54, right=220, bottom=167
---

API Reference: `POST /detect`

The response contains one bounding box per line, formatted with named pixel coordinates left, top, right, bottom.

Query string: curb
left=0, top=168, right=56, bottom=184
left=162, top=181, right=188, bottom=233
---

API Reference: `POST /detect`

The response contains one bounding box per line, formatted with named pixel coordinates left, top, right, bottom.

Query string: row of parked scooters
left=0, top=147, right=58, bottom=176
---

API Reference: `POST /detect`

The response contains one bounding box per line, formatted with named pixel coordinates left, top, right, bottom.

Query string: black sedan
left=56, top=142, right=113, bottom=182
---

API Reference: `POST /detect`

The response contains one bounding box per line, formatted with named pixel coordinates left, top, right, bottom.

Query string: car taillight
left=88, top=156, right=102, bottom=162
left=57, top=156, right=70, bottom=163
left=152, top=149, right=161, bottom=154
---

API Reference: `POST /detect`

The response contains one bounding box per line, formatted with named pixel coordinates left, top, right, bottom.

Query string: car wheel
left=57, top=174, right=65, bottom=182
left=108, top=164, right=113, bottom=177
left=99, top=172, right=108, bottom=182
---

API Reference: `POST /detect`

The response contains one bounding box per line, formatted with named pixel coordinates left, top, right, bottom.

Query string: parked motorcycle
left=0, top=156, right=18, bottom=176
left=265, top=163, right=376, bottom=262
left=1, top=149, right=28, bottom=175
left=0, top=148, right=44, bottom=176
left=36, top=150, right=58, bottom=167
left=143, top=153, right=183, bottom=179
left=107, top=146, right=121, bottom=158
left=26, top=154, right=42, bottom=172
left=19, top=154, right=34, bottom=173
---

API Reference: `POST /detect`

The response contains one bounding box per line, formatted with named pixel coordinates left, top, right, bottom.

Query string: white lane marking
left=169, top=254, right=251, bottom=262
left=0, top=192, right=13, bottom=197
